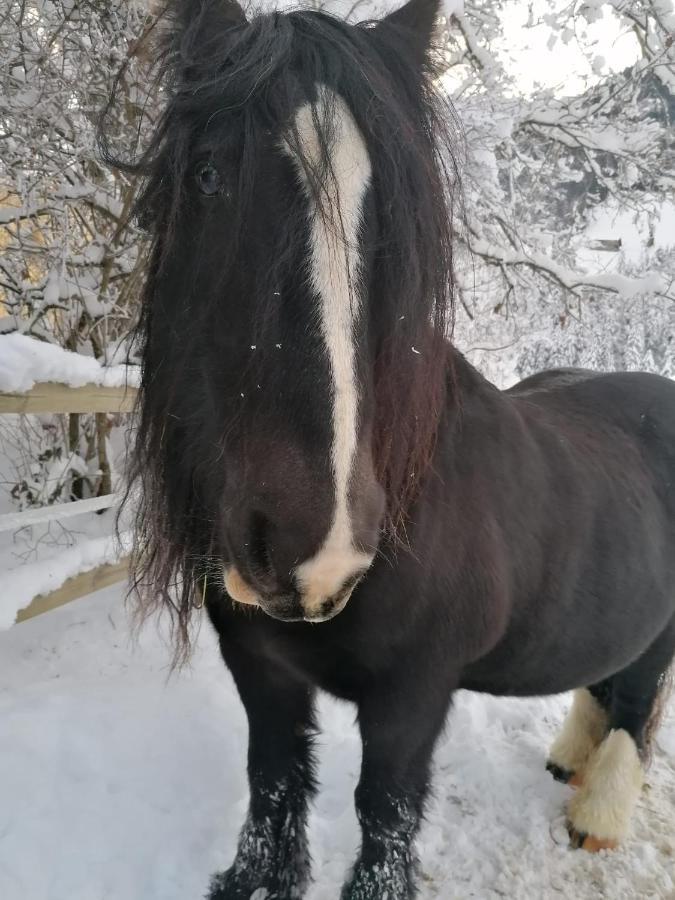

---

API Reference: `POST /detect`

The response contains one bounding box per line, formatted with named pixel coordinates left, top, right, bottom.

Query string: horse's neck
left=447, top=344, right=500, bottom=403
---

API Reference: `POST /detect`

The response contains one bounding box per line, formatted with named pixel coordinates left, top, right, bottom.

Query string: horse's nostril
left=248, top=511, right=274, bottom=581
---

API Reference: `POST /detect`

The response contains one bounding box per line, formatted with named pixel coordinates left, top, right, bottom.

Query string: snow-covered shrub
left=0, top=0, right=148, bottom=512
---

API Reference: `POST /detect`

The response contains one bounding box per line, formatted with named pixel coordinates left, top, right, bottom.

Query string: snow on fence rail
left=13, top=561, right=130, bottom=625
left=6, top=536, right=132, bottom=629
left=1, top=365, right=138, bottom=626
left=0, top=493, right=123, bottom=533
left=0, top=333, right=140, bottom=395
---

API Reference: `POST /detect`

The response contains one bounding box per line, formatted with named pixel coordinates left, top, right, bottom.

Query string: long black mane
left=102, top=3, right=460, bottom=656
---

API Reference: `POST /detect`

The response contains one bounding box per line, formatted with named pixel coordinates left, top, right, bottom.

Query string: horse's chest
left=259, top=621, right=387, bottom=702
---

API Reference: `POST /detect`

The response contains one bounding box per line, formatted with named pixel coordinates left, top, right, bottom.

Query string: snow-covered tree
left=444, top=0, right=674, bottom=382
left=0, top=0, right=151, bottom=353
left=0, top=0, right=151, bottom=505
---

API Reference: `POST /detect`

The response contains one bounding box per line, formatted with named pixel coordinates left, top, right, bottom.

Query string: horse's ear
left=164, top=0, right=247, bottom=82
left=172, top=0, right=247, bottom=35
left=377, top=0, right=441, bottom=62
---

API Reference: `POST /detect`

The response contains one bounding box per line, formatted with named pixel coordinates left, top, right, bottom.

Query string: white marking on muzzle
left=285, top=87, right=373, bottom=616
left=224, top=565, right=261, bottom=607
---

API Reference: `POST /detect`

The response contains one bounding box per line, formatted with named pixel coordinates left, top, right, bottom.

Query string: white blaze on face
left=285, top=86, right=374, bottom=617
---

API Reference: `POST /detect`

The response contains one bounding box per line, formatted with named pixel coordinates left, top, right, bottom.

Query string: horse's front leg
left=208, top=635, right=317, bottom=900
left=341, top=669, right=454, bottom=900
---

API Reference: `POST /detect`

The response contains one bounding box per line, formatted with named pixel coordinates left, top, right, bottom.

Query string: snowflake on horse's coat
left=103, top=0, right=675, bottom=896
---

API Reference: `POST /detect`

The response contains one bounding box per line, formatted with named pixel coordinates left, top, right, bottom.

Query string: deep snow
left=1, top=585, right=673, bottom=900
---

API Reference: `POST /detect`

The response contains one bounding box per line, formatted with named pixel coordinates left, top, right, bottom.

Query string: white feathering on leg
left=549, top=688, right=608, bottom=774
left=567, top=728, right=643, bottom=843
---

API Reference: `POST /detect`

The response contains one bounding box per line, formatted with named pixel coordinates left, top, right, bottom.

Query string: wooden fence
left=2, top=382, right=136, bottom=624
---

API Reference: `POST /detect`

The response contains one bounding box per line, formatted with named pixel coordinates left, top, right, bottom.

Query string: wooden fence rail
left=2, top=381, right=137, bottom=625
left=0, top=382, right=135, bottom=415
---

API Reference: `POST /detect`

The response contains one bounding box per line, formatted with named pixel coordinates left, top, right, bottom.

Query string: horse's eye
left=194, top=161, right=221, bottom=196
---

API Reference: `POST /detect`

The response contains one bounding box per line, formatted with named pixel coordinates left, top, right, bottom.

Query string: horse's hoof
left=207, top=870, right=268, bottom=900
left=546, top=760, right=573, bottom=784
left=567, top=824, right=618, bottom=852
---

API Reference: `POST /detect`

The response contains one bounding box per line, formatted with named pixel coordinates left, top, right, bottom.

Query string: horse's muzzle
left=222, top=564, right=360, bottom=623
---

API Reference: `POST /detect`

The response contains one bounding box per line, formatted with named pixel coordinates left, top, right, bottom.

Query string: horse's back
left=509, top=366, right=675, bottom=407
left=508, top=367, right=675, bottom=453
left=507, top=366, right=599, bottom=394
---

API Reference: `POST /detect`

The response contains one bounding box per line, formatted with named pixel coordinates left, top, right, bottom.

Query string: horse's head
left=123, top=0, right=457, bottom=639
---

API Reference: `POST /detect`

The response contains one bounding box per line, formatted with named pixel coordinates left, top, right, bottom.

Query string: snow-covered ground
left=1, top=585, right=673, bottom=900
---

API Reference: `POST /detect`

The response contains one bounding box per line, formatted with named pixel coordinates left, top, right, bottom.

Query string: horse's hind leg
left=547, top=683, right=611, bottom=784
left=566, top=620, right=675, bottom=852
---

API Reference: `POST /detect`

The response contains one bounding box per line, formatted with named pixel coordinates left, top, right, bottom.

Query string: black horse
left=110, top=0, right=675, bottom=896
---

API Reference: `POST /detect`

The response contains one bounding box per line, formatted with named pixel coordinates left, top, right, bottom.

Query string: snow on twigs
left=0, top=334, right=140, bottom=394
left=441, top=0, right=464, bottom=16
